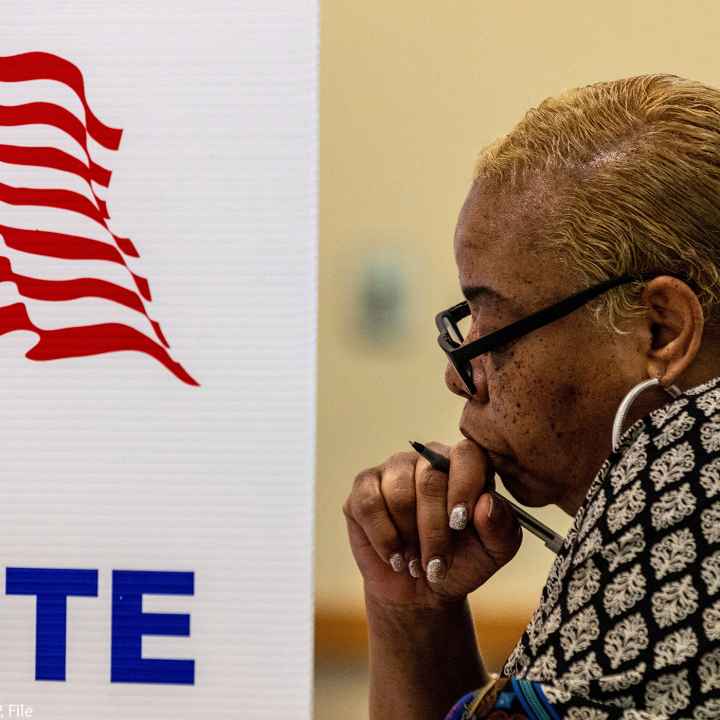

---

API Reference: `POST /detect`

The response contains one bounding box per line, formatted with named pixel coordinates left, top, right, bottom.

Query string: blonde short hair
left=474, top=74, right=720, bottom=334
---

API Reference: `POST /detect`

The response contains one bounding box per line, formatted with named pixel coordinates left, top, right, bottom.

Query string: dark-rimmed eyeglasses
left=435, top=272, right=689, bottom=395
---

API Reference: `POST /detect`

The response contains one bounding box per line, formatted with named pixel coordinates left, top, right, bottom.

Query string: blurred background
left=314, top=1, right=720, bottom=717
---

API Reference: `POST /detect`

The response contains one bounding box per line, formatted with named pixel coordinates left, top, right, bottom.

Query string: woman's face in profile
left=446, top=178, right=647, bottom=515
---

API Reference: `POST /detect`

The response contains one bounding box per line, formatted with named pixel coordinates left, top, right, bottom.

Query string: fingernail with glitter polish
left=389, top=552, right=405, bottom=572
left=426, top=557, right=445, bottom=583
left=408, top=558, right=421, bottom=578
left=449, top=504, right=468, bottom=530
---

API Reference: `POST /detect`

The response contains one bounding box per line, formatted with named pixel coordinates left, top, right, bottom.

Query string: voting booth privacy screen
left=0, top=3, right=318, bottom=718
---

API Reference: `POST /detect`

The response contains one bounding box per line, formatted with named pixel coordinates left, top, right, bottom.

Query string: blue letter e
left=111, top=570, right=194, bottom=684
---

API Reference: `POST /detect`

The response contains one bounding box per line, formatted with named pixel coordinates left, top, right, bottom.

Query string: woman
left=343, top=74, right=720, bottom=719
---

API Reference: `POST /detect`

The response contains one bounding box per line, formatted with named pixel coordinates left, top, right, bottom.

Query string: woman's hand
left=343, top=438, right=523, bottom=610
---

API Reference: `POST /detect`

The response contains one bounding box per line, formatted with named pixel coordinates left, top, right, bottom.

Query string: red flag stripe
left=0, top=102, right=110, bottom=176
left=1, top=179, right=107, bottom=226
left=0, top=224, right=123, bottom=264
left=0, top=236, right=168, bottom=348
left=108, top=234, right=138, bottom=258
left=0, top=256, right=170, bottom=346
left=0, top=52, right=122, bottom=150
left=0, top=104, right=139, bottom=258
left=0, top=149, right=110, bottom=220
left=0, top=302, right=198, bottom=386
left=0, top=142, right=111, bottom=189
left=0, top=183, right=149, bottom=298
left=0, top=103, right=111, bottom=217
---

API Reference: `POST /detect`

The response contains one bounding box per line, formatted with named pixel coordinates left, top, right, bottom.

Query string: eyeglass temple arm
left=452, top=272, right=662, bottom=362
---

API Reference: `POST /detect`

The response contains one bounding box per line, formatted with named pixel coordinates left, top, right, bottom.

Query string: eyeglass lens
left=442, top=313, right=472, bottom=346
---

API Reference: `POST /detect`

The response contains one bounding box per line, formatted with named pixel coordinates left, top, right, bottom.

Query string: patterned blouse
left=445, top=375, right=720, bottom=720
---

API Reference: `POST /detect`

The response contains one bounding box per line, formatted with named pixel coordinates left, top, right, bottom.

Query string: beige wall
left=316, top=0, right=720, bottom=625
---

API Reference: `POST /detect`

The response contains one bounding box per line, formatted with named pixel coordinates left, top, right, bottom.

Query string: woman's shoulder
left=574, top=374, right=720, bottom=550
left=499, top=377, right=720, bottom=716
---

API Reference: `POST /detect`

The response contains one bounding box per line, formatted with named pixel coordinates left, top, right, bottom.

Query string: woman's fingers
left=347, top=440, right=512, bottom=583
left=414, top=442, right=451, bottom=583
left=346, top=468, right=405, bottom=571
left=345, top=440, right=522, bottom=605
left=380, top=452, right=419, bottom=573
left=446, top=439, right=493, bottom=531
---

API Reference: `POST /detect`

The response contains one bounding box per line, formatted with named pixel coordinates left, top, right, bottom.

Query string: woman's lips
left=458, top=428, right=517, bottom=486
left=459, top=427, right=510, bottom=461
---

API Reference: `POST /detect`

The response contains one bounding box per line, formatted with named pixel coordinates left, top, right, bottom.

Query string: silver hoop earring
left=612, top=378, right=683, bottom=452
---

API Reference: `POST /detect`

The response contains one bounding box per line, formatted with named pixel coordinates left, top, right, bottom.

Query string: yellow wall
left=316, top=0, right=720, bottom=626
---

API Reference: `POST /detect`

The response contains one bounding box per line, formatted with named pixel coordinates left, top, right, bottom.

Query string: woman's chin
left=493, top=462, right=552, bottom=508
left=500, top=482, right=545, bottom=507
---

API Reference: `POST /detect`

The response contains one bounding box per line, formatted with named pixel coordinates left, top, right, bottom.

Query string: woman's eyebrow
left=460, top=284, right=507, bottom=305
left=461, top=284, right=524, bottom=316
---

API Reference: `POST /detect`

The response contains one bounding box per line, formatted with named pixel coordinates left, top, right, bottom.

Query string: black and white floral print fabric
left=503, top=375, right=720, bottom=719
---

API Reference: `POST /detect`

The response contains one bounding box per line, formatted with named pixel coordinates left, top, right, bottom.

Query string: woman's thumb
left=472, top=491, right=522, bottom=569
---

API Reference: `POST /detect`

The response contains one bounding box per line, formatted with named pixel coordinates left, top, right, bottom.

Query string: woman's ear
left=641, top=276, right=704, bottom=385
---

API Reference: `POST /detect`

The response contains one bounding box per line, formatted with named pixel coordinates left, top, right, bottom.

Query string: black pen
left=409, top=441, right=565, bottom=554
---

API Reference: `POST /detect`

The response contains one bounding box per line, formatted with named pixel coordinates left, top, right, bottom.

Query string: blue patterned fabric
left=444, top=677, right=561, bottom=719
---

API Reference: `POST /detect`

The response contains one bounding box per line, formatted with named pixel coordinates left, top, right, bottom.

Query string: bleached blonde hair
left=474, top=74, right=720, bottom=334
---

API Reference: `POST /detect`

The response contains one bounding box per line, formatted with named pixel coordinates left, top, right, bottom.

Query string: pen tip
left=409, top=440, right=425, bottom=453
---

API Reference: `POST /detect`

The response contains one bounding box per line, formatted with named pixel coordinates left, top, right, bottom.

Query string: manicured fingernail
left=389, top=552, right=405, bottom=572
left=449, top=504, right=468, bottom=530
left=408, top=558, right=422, bottom=578
left=487, top=494, right=495, bottom=520
left=426, top=557, right=445, bottom=583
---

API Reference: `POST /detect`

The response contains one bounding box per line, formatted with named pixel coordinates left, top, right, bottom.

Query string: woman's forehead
left=454, top=179, right=565, bottom=300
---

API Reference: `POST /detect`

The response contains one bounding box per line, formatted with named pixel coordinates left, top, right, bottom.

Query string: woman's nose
left=444, top=359, right=487, bottom=401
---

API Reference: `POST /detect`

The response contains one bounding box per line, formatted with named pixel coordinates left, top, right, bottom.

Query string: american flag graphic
left=0, top=50, right=198, bottom=386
